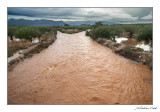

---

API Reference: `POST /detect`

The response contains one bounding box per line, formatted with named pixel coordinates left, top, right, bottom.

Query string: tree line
left=86, top=21, right=152, bottom=44
left=8, top=22, right=152, bottom=44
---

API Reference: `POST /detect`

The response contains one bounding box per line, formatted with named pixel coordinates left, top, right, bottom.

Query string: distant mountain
left=65, top=21, right=96, bottom=25
left=65, top=21, right=118, bottom=25
left=8, top=18, right=120, bottom=26
left=8, top=19, right=66, bottom=26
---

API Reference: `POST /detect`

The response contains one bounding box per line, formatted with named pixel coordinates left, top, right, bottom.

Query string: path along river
left=8, top=31, right=152, bottom=104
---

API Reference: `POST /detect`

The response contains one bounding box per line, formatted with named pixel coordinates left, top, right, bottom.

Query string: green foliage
left=86, top=25, right=123, bottom=40
left=8, top=26, right=19, bottom=40
left=64, top=24, right=70, bottom=26
left=86, top=26, right=110, bottom=40
left=15, top=27, right=41, bottom=41
left=36, top=26, right=52, bottom=34
left=86, top=31, right=90, bottom=36
left=122, top=25, right=136, bottom=37
left=137, top=48, right=144, bottom=52
left=123, top=45, right=135, bottom=53
left=8, top=45, right=27, bottom=57
left=86, top=24, right=152, bottom=42
left=136, top=25, right=152, bottom=43
left=94, top=21, right=103, bottom=28
left=57, top=25, right=91, bottom=31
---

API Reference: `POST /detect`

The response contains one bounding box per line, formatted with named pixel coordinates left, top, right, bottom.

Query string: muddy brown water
left=8, top=31, right=152, bottom=104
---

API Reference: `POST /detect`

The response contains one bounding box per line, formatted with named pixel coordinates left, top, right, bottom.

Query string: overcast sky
left=8, top=8, right=152, bottom=23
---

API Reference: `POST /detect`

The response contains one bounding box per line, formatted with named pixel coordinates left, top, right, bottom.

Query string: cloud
left=8, top=8, right=152, bottom=22
left=140, top=12, right=152, bottom=20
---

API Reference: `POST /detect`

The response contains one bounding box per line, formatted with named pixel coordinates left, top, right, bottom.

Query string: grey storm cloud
left=8, top=8, right=152, bottom=22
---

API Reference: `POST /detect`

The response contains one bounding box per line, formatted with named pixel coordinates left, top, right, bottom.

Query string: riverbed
left=8, top=31, right=152, bottom=104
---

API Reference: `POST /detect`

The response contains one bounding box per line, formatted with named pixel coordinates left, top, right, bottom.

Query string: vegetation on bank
left=8, top=23, right=152, bottom=43
left=8, top=25, right=91, bottom=40
left=8, top=23, right=152, bottom=66
left=86, top=22, right=152, bottom=44
left=8, top=45, right=28, bottom=57
left=8, top=26, right=57, bottom=57
left=136, top=25, right=152, bottom=44
left=87, top=22, right=153, bottom=70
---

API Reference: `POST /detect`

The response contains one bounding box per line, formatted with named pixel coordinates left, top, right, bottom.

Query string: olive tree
left=15, top=27, right=41, bottom=42
left=94, top=21, right=103, bottom=28
left=8, top=26, right=18, bottom=40
left=64, top=24, right=70, bottom=26
left=136, top=25, right=152, bottom=44
left=123, top=25, right=136, bottom=38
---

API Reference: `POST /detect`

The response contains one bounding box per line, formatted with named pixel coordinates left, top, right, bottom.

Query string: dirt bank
left=96, top=38, right=152, bottom=70
left=8, top=31, right=152, bottom=104
left=8, top=32, right=57, bottom=71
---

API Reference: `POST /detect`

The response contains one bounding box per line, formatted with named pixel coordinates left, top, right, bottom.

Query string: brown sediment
left=8, top=31, right=152, bottom=104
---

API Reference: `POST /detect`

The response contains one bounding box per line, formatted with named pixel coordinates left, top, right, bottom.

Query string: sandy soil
left=8, top=31, right=152, bottom=104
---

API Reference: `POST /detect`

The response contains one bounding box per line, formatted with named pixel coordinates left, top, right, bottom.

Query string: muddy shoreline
left=96, top=38, right=152, bottom=70
left=8, top=32, right=57, bottom=71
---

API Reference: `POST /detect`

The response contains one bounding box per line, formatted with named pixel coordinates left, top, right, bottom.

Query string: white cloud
left=8, top=8, right=152, bottom=22
left=141, top=12, right=152, bottom=20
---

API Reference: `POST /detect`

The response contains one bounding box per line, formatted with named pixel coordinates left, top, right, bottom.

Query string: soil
left=96, top=38, right=152, bottom=69
left=8, top=33, right=57, bottom=71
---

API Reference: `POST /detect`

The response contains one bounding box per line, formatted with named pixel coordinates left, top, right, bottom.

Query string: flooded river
left=8, top=31, right=152, bottom=104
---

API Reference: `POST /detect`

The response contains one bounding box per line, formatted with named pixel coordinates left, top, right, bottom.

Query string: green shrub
left=15, top=27, right=41, bottom=41
left=8, top=46, right=27, bottom=57
left=36, top=26, right=52, bottom=34
left=122, top=25, right=136, bottom=37
left=87, top=26, right=111, bottom=40
left=8, top=26, right=19, bottom=40
left=136, top=25, right=152, bottom=44
left=64, top=24, right=70, bottom=26
left=93, top=21, right=103, bottom=28
left=86, top=31, right=90, bottom=36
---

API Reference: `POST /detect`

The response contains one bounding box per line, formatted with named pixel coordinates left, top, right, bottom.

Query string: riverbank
left=96, top=38, right=152, bottom=70
left=57, top=28, right=85, bottom=34
left=8, top=32, right=57, bottom=71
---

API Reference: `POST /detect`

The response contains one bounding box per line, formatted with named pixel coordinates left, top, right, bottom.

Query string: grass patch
left=58, top=29, right=82, bottom=34
left=8, top=45, right=28, bottom=57
left=123, top=45, right=135, bottom=53
left=144, top=56, right=152, bottom=70
left=113, top=43, right=120, bottom=48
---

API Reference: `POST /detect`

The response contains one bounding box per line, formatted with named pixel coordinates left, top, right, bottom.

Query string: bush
left=8, top=26, right=19, bottom=40
left=36, top=26, right=52, bottom=34
left=87, top=26, right=111, bottom=40
left=8, top=46, right=27, bottom=57
left=64, top=24, right=70, bottom=26
left=15, top=27, right=41, bottom=41
left=136, top=25, right=152, bottom=44
left=85, top=31, right=90, bottom=36
left=93, top=21, right=103, bottom=28
left=122, top=25, right=136, bottom=37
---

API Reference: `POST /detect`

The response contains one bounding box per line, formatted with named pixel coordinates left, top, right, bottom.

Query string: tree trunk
left=10, top=36, right=13, bottom=41
left=129, top=33, right=133, bottom=38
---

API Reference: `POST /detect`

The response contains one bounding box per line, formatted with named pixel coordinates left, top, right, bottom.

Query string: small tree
left=64, top=24, right=70, bottom=26
left=94, top=21, right=103, bottom=28
left=15, top=27, right=41, bottom=42
left=8, top=26, right=18, bottom=40
left=123, top=25, right=135, bottom=38
left=136, top=25, right=152, bottom=44
left=36, top=26, right=51, bottom=34
left=110, top=30, right=117, bottom=42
